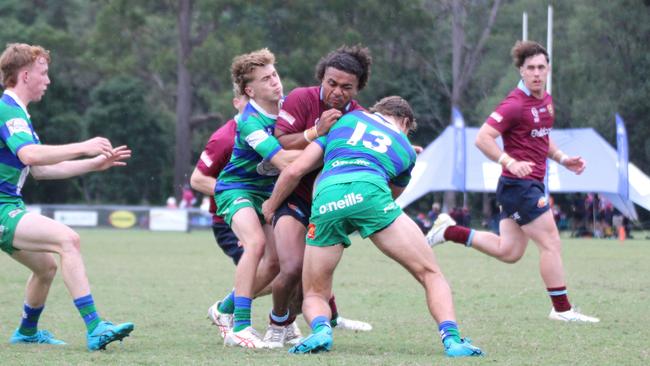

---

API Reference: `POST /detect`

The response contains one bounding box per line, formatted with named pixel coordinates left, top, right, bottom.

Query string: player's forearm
left=268, top=167, right=301, bottom=211
left=277, top=132, right=310, bottom=150
left=18, top=143, right=85, bottom=166
left=190, top=168, right=217, bottom=196
left=30, top=158, right=100, bottom=180
left=547, top=139, right=568, bottom=164
left=270, top=149, right=302, bottom=170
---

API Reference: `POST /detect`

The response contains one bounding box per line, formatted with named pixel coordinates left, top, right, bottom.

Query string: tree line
left=1, top=0, right=648, bottom=212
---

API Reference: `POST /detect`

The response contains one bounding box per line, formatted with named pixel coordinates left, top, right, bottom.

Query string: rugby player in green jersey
left=263, top=96, right=483, bottom=357
left=0, top=43, right=133, bottom=350
left=212, top=49, right=301, bottom=348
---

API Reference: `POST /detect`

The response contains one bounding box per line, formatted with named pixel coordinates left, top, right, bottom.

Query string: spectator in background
left=179, top=184, right=195, bottom=209
left=427, top=202, right=441, bottom=222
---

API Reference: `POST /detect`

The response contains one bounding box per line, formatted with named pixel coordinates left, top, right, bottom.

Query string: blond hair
left=0, top=43, right=50, bottom=87
left=231, top=48, right=275, bottom=96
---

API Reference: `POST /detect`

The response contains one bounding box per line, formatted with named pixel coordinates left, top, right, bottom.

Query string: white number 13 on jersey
left=346, top=122, right=392, bottom=153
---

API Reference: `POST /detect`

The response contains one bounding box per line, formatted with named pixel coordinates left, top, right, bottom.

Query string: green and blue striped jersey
left=215, top=100, right=282, bottom=193
left=314, top=110, right=416, bottom=193
left=0, top=92, right=40, bottom=203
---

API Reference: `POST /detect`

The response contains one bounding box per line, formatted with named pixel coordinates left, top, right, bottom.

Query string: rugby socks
left=444, top=226, right=475, bottom=247
left=547, top=286, right=572, bottom=312
left=217, top=290, right=235, bottom=314
left=233, top=296, right=252, bottom=332
left=311, top=315, right=332, bottom=333
left=73, top=294, right=101, bottom=333
left=328, top=295, right=340, bottom=327
left=438, top=320, right=461, bottom=344
left=18, top=303, right=44, bottom=336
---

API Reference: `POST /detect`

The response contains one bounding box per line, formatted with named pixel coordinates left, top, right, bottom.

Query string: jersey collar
left=248, top=99, right=277, bottom=119
left=3, top=90, right=30, bottom=118
left=517, top=79, right=532, bottom=97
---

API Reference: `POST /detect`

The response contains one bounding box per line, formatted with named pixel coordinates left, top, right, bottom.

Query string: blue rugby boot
left=87, top=320, right=134, bottom=351
left=443, top=337, right=484, bottom=357
left=10, top=328, right=66, bottom=345
left=288, top=327, right=333, bottom=354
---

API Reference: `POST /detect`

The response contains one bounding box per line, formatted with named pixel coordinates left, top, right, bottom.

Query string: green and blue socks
left=233, top=296, right=252, bottom=332
left=74, top=294, right=101, bottom=333
left=439, top=320, right=461, bottom=344
left=217, top=290, right=235, bottom=314
left=18, top=303, right=44, bottom=336
left=311, top=316, right=332, bottom=334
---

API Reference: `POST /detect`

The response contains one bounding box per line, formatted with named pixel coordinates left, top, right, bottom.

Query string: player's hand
left=316, top=109, right=343, bottom=136
left=80, top=137, right=113, bottom=158
left=562, top=156, right=586, bottom=175
left=412, top=145, right=424, bottom=154
left=261, top=200, right=275, bottom=224
left=507, top=160, right=535, bottom=178
left=93, top=145, right=131, bottom=171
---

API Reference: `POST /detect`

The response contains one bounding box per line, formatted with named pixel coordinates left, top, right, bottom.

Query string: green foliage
left=1, top=0, right=649, bottom=206
left=84, top=76, right=173, bottom=204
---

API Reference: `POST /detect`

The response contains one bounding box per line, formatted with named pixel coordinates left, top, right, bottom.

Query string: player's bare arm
left=262, top=143, right=323, bottom=223
left=476, top=123, right=535, bottom=178
left=17, top=136, right=114, bottom=166
left=190, top=167, right=217, bottom=196
left=547, top=139, right=586, bottom=175
left=30, top=145, right=130, bottom=180
left=269, top=149, right=303, bottom=170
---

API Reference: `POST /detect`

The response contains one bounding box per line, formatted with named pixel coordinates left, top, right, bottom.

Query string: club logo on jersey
left=288, top=203, right=305, bottom=218
left=5, top=118, right=31, bottom=135
left=307, top=223, right=316, bottom=239
left=199, top=151, right=213, bottom=168
left=383, top=202, right=398, bottom=213
left=233, top=198, right=251, bottom=205
left=547, top=103, right=554, bottom=116
left=510, top=211, right=521, bottom=222
left=531, top=107, right=540, bottom=123
left=331, top=159, right=370, bottom=168
left=278, top=110, right=295, bottom=125
left=245, top=130, right=270, bottom=149
left=530, top=127, right=552, bottom=138
left=489, top=111, right=503, bottom=123
left=318, top=192, right=364, bottom=214
left=537, top=196, right=548, bottom=208
left=8, top=208, right=23, bottom=218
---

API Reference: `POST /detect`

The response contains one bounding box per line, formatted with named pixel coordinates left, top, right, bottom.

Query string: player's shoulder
left=282, top=86, right=318, bottom=109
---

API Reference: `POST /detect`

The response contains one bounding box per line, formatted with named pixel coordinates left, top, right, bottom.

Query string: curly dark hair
left=315, top=45, right=372, bottom=90
left=511, top=40, right=549, bottom=68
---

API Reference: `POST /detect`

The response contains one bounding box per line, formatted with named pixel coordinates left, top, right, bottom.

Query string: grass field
left=1, top=229, right=648, bottom=365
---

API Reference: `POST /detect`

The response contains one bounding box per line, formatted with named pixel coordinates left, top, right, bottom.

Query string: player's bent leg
left=523, top=210, right=599, bottom=323
left=9, top=251, right=65, bottom=345
left=230, top=207, right=268, bottom=298
left=523, top=210, right=565, bottom=286
left=11, top=251, right=58, bottom=307
left=290, top=244, right=342, bottom=354
left=470, top=218, right=528, bottom=263
left=370, top=214, right=483, bottom=357
left=271, top=215, right=306, bottom=319
left=13, top=213, right=90, bottom=298
left=370, top=214, right=455, bottom=322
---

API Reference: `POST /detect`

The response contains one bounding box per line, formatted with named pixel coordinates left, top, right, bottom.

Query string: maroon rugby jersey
left=486, top=81, right=554, bottom=182
left=195, top=119, right=237, bottom=223
left=276, top=86, right=363, bottom=204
